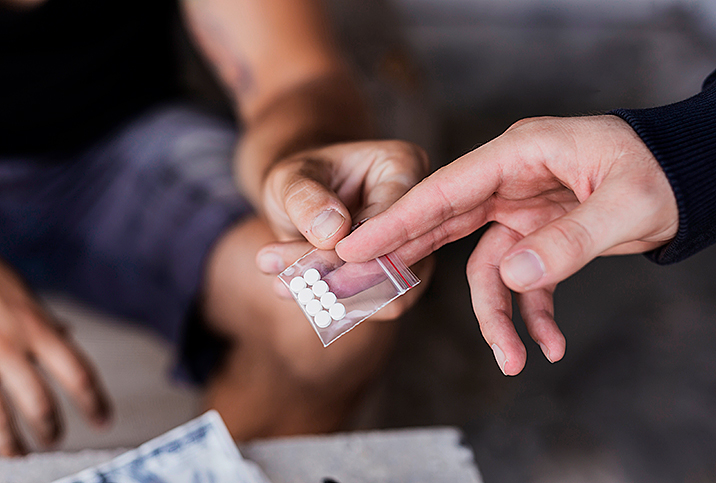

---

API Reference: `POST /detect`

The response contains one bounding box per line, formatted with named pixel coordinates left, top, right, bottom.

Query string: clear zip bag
left=279, top=248, right=420, bottom=346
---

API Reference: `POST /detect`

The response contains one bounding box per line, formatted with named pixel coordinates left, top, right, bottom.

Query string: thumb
left=263, top=161, right=352, bottom=249
left=498, top=176, right=672, bottom=292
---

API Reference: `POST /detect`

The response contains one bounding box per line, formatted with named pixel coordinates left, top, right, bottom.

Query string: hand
left=260, top=140, right=430, bottom=247
left=336, top=115, right=678, bottom=375
left=255, top=140, right=434, bottom=316
left=0, top=260, right=111, bottom=456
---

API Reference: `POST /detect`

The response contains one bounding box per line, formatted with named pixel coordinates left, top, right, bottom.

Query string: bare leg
left=198, top=217, right=398, bottom=440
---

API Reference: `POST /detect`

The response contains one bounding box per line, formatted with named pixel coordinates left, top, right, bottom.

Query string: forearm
left=236, top=72, right=373, bottom=206
left=182, top=0, right=374, bottom=206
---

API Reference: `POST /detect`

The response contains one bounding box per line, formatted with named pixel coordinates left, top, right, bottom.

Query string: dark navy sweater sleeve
left=610, top=69, right=716, bottom=264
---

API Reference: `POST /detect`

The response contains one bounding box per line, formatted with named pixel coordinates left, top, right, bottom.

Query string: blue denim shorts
left=0, top=103, right=253, bottom=384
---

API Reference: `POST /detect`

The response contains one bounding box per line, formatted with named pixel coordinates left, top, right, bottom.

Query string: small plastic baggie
left=279, top=248, right=420, bottom=346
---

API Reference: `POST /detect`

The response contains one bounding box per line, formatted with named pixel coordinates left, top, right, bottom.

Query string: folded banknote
left=52, top=410, right=269, bottom=483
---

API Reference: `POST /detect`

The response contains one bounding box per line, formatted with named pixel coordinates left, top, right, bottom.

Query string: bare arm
left=183, top=0, right=432, bottom=306
left=181, top=0, right=373, bottom=206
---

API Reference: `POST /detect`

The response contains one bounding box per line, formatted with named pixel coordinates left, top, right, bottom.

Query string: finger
left=264, top=157, right=351, bottom=249
left=336, top=140, right=510, bottom=262
left=467, top=223, right=527, bottom=376
left=380, top=193, right=577, bottom=270
left=256, top=240, right=315, bottom=275
left=515, top=287, right=566, bottom=363
left=29, top=321, right=111, bottom=427
left=0, top=343, right=61, bottom=446
left=499, top=173, right=672, bottom=293
left=0, top=389, right=26, bottom=457
left=271, top=276, right=294, bottom=299
left=350, top=141, right=429, bottom=222
left=257, top=240, right=316, bottom=298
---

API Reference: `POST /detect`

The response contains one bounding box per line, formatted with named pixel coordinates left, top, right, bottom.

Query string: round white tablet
left=305, top=299, right=322, bottom=316
left=329, top=302, right=346, bottom=320
left=320, top=292, right=337, bottom=309
left=303, top=268, right=320, bottom=285
left=297, top=288, right=314, bottom=305
left=289, top=276, right=306, bottom=293
left=314, top=310, right=332, bottom=328
left=312, top=280, right=329, bottom=297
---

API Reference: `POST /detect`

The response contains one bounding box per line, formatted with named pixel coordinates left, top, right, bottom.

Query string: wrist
left=236, top=72, right=374, bottom=207
left=610, top=82, right=716, bottom=264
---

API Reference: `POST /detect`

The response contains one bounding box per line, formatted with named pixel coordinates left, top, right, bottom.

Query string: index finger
left=336, top=144, right=505, bottom=262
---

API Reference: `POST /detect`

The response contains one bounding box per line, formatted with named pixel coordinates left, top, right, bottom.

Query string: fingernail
left=491, top=344, right=509, bottom=375
left=257, top=252, right=285, bottom=273
left=502, top=249, right=545, bottom=288
left=311, top=210, right=345, bottom=241
left=539, top=342, right=553, bottom=363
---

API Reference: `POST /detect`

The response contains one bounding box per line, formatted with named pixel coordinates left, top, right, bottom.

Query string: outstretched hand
left=336, top=115, right=678, bottom=375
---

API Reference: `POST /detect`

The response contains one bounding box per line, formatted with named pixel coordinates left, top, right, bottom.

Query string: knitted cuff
left=610, top=75, right=716, bottom=264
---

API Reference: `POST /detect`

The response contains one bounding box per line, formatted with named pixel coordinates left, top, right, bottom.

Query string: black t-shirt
left=0, top=0, right=179, bottom=156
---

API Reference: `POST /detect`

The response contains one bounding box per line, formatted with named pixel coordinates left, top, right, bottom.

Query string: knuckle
left=381, top=138, right=414, bottom=152
left=506, top=117, right=534, bottom=132
left=423, top=223, right=456, bottom=257
left=283, top=176, right=324, bottom=206
left=550, top=217, right=593, bottom=261
left=506, top=116, right=553, bottom=133
left=285, top=173, right=314, bottom=194
left=381, top=140, right=430, bottom=173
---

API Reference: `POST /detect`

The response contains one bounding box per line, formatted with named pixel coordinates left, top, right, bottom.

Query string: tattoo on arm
left=181, top=0, right=254, bottom=100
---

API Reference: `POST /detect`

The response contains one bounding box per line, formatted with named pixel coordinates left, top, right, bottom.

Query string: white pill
left=320, top=292, right=337, bottom=309
left=305, top=299, right=322, bottom=316
left=314, top=310, right=332, bottom=328
left=297, top=288, right=314, bottom=305
left=303, top=268, right=320, bottom=285
left=329, top=302, right=346, bottom=320
left=289, top=276, right=306, bottom=293
left=312, top=280, right=329, bottom=297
